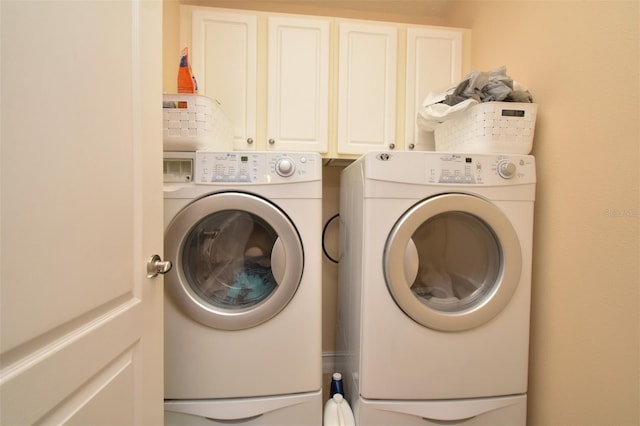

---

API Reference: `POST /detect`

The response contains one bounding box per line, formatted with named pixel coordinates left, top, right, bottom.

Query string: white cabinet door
left=192, top=9, right=258, bottom=150
left=0, top=1, right=163, bottom=424
left=267, top=16, right=330, bottom=153
left=405, top=27, right=463, bottom=151
left=338, top=22, right=398, bottom=155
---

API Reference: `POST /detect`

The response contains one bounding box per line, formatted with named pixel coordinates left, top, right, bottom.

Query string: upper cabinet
left=190, top=9, right=330, bottom=152
left=191, top=9, right=257, bottom=151
left=185, top=6, right=466, bottom=157
left=267, top=16, right=330, bottom=153
left=405, top=27, right=462, bottom=152
left=337, top=21, right=398, bottom=154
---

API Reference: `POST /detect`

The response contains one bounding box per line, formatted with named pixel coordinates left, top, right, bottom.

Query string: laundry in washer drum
left=185, top=211, right=278, bottom=308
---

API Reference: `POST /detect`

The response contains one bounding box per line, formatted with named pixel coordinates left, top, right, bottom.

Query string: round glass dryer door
left=384, top=193, right=522, bottom=331
left=165, top=192, right=303, bottom=330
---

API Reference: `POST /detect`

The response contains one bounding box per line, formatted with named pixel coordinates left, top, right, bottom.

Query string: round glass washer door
left=384, top=193, right=522, bottom=331
left=164, top=192, right=303, bottom=330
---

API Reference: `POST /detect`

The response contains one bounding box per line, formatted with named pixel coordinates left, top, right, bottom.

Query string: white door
left=337, top=21, right=397, bottom=154
left=0, top=1, right=163, bottom=424
left=191, top=8, right=258, bottom=151
left=266, top=16, right=330, bottom=153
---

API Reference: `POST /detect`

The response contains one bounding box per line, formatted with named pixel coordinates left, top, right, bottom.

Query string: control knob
left=275, top=158, right=295, bottom=177
left=497, top=160, right=517, bottom=179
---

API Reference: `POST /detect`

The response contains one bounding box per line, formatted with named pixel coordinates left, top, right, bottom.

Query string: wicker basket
left=163, top=94, right=233, bottom=151
left=434, top=102, right=537, bottom=154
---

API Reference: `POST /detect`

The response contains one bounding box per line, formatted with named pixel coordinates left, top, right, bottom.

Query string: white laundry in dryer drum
left=163, top=151, right=323, bottom=425
left=336, top=151, right=536, bottom=425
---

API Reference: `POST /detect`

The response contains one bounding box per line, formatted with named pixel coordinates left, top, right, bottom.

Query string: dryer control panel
left=366, top=152, right=536, bottom=186
left=194, top=151, right=321, bottom=184
left=427, top=153, right=536, bottom=185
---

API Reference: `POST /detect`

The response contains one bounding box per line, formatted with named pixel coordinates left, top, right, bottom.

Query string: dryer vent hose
left=322, top=213, right=339, bottom=264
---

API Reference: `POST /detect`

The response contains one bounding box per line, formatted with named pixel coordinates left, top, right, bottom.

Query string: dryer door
left=164, top=192, right=303, bottom=330
left=384, top=193, right=522, bottom=331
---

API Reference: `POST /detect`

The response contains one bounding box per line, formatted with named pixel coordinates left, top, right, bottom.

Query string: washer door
left=384, top=193, right=522, bottom=331
left=165, top=192, right=303, bottom=330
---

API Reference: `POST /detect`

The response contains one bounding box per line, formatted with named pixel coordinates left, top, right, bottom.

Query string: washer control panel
left=194, top=151, right=321, bottom=184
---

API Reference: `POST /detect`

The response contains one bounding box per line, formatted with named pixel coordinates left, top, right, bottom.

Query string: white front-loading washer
left=336, top=151, right=536, bottom=425
left=163, top=151, right=322, bottom=425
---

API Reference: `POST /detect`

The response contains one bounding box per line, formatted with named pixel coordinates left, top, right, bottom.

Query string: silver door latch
left=147, top=254, right=172, bottom=278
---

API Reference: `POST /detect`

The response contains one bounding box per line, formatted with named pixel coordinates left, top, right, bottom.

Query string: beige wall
left=446, top=2, right=639, bottom=425
left=163, top=0, right=180, bottom=93
left=163, top=1, right=640, bottom=424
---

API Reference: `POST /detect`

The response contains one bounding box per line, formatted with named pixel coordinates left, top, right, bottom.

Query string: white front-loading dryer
left=163, top=151, right=322, bottom=425
left=336, top=151, right=535, bottom=425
